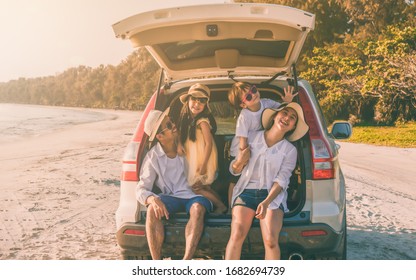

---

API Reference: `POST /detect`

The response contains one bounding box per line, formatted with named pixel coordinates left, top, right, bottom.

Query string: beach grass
left=339, top=121, right=416, bottom=148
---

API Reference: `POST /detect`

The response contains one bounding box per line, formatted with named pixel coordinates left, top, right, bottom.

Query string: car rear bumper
left=116, top=218, right=345, bottom=260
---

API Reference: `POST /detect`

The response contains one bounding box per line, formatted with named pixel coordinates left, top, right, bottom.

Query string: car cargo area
left=121, top=126, right=311, bottom=259
left=116, top=81, right=349, bottom=260
left=146, top=83, right=307, bottom=219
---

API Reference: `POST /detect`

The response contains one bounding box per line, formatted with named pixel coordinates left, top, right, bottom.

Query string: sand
left=338, top=142, right=416, bottom=260
left=0, top=107, right=414, bottom=260
left=0, top=108, right=141, bottom=260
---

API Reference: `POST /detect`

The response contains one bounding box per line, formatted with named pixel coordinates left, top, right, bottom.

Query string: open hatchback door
left=112, top=2, right=315, bottom=82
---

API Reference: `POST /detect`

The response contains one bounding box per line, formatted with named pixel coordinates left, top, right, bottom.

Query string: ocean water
left=0, top=103, right=114, bottom=144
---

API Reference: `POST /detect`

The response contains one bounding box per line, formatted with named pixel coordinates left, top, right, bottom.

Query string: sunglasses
left=158, top=120, right=174, bottom=135
left=190, top=96, right=208, bottom=104
left=241, top=85, right=258, bottom=103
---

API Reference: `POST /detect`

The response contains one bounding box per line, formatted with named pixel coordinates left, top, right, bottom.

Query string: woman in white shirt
left=225, top=102, right=309, bottom=260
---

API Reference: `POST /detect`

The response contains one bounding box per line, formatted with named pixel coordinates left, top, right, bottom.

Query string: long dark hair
left=178, top=99, right=217, bottom=144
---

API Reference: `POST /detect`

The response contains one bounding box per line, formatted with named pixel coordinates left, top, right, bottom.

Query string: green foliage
left=0, top=1, right=414, bottom=126
left=0, top=48, right=160, bottom=110
left=335, top=0, right=412, bottom=38
left=302, top=25, right=416, bottom=124
left=238, top=0, right=350, bottom=48
left=343, top=121, right=416, bottom=148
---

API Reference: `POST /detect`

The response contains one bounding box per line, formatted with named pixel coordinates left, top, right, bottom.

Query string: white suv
left=112, top=2, right=352, bottom=260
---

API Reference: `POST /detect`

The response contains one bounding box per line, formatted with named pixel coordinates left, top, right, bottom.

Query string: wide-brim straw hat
left=144, top=107, right=170, bottom=142
left=261, top=102, right=309, bottom=142
left=179, top=83, right=210, bottom=104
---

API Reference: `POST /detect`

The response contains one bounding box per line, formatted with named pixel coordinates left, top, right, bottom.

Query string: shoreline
left=0, top=107, right=141, bottom=259
left=0, top=103, right=121, bottom=145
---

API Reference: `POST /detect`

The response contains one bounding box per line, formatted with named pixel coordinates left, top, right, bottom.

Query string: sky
left=0, top=0, right=229, bottom=83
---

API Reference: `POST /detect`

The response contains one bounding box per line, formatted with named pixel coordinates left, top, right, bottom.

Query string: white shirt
left=230, top=130, right=297, bottom=212
left=136, top=142, right=198, bottom=205
left=230, top=98, right=281, bottom=157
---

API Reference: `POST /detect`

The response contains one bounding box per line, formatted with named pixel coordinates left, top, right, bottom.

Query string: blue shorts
left=159, top=195, right=213, bottom=214
left=233, top=189, right=284, bottom=211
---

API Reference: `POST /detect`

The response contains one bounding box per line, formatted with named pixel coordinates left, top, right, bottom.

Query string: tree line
left=0, top=48, right=159, bottom=111
left=0, top=0, right=415, bottom=124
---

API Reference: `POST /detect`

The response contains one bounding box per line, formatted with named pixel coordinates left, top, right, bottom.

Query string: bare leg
left=183, top=203, right=206, bottom=260
left=225, top=206, right=256, bottom=259
left=260, top=208, right=284, bottom=260
left=228, top=182, right=235, bottom=208
left=146, top=205, right=165, bottom=260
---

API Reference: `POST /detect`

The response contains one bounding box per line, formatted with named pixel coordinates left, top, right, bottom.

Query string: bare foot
left=213, top=204, right=227, bottom=214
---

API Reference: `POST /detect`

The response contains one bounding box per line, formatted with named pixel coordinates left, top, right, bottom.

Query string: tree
left=336, top=0, right=412, bottom=39
left=237, top=0, right=349, bottom=48
left=0, top=0, right=414, bottom=120
left=302, top=25, right=416, bottom=124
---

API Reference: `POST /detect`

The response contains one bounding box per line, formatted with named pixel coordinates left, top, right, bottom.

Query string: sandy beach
left=0, top=107, right=141, bottom=259
left=1, top=106, right=414, bottom=260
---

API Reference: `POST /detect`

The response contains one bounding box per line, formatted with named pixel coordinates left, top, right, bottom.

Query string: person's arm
left=273, top=146, right=297, bottom=192
left=232, top=112, right=251, bottom=173
left=230, top=146, right=250, bottom=175
left=136, top=154, right=158, bottom=205
left=255, top=182, right=282, bottom=219
left=255, top=145, right=297, bottom=219
left=239, top=136, right=248, bottom=151
left=198, top=121, right=213, bottom=176
left=136, top=152, right=169, bottom=219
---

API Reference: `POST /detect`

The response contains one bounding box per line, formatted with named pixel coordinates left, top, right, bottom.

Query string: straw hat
left=261, top=102, right=309, bottom=142
left=144, top=107, right=170, bottom=141
left=179, top=83, right=210, bottom=104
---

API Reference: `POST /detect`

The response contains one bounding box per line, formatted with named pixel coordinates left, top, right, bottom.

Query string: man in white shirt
left=136, top=108, right=213, bottom=260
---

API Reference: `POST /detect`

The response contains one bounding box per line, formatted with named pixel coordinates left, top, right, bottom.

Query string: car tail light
left=120, top=93, right=157, bottom=182
left=124, top=229, right=146, bottom=236
left=311, top=139, right=334, bottom=179
left=301, top=230, right=327, bottom=237
left=121, top=142, right=140, bottom=181
left=298, top=88, right=335, bottom=180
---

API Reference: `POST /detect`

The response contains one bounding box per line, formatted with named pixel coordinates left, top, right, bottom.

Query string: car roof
left=113, top=2, right=315, bottom=81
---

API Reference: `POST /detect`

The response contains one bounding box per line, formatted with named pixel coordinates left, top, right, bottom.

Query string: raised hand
left=279, top=85, right=298, bottom=103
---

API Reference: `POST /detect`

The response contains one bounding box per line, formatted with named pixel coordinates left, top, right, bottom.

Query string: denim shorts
left=159, top=195, right=213, bottom=214
left=233, top=189, right=284, bottom=211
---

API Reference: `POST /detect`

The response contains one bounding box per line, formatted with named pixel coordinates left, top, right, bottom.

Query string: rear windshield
left=209, top=87, right=285, bottom=135
left=209, top=99, right=236, bottom=135
left=168, top=86, right=285, bottom=136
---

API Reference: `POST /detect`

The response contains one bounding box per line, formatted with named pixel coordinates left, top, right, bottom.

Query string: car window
left=209, top=100, right=236, bottom=135
left=168, top=86, right=285, bottom=136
